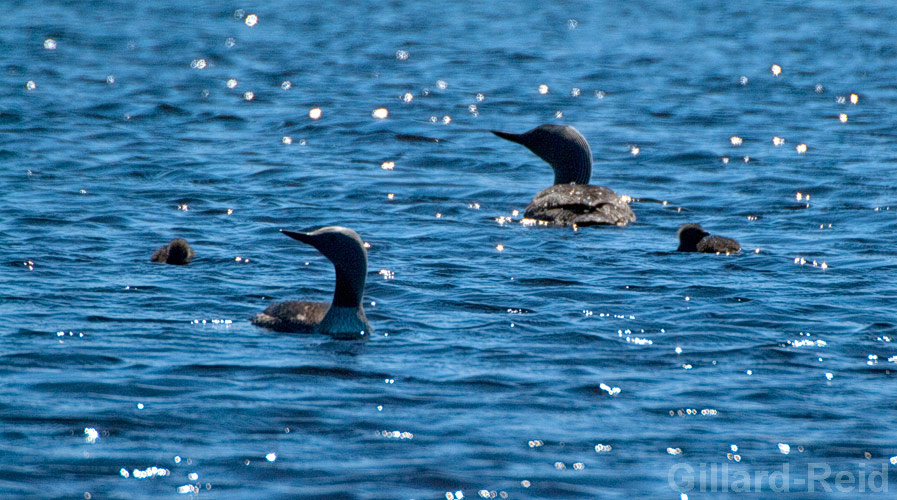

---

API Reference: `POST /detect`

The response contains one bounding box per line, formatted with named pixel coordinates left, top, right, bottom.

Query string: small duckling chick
left=676, top=224, right=741, bottom=254
left=151, top=238, right=195, bottom=265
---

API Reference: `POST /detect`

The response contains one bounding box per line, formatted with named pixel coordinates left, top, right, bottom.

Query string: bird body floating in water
left=676, top=223, right=741, bottom=254
left=492, top=124, right=635, bottom=227
left=151, top=238, right=194, bottom=265
left=252, top=226, right=371, bottom=339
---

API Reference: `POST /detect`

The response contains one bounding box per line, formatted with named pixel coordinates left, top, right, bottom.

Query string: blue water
left=3, top=1, right=897, bottom=498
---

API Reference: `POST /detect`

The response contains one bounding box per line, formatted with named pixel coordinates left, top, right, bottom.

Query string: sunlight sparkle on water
left=773, top=136, right=785, bottom=146
left=26, top=80, right=36, bottom=90
left=437, top=80, right=448, bottom=90
left=538, top=84, right=549, bottom=94
left=839, top=113, right=848, bottom=123
left=796, top=143, right=807, bottom=153
left=177, top=485, right=198, bottom=494
left=850, top=93, right=859, bottom=104
left=372, top=108, right=389, bottom=119
left=243, top=91, right=254, bottom=101
left=309, top=108, right=322, bottom=120
left=190, top=59, right=207, bottom=70
left=84, top=428, right=99, bottom=443
left=395, top=50, right=409, bottom=61
left=43, top=38, right=57, bottom=50
left=244, top=14, right=258, bottom=27
left=226, top=78, right=237, bottom=89
left=402, top=92, right=413, bottom=103
left=266, top=453, right=276, bottom=462
left=599, top=383, right=621, bottom=396
left=381, top=430, right=413, bottom=439
left=778, top=443, right=791, bottom=454
left=771, top=64, right=782, bottom=76
left=281, top=81, right=291, bottom=90
left=729, top=136, right=743, bottom=146
left=131, top=466, right=170, bottom=479
left=380, top=161, right=395, bottom=170
left=282, top=136, right=292, bottom=144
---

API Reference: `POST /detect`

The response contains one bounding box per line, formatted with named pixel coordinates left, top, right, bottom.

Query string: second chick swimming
left=151, top=238, right=194, bottom=265
left=676, top=223, right=741, bottom=254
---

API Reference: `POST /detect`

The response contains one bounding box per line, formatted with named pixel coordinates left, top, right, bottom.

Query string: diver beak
left=491, top=130, right=526, bottom=145
left=281, top=229, right=316, bottom=245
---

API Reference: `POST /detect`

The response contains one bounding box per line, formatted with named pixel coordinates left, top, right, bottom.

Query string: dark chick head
left=151, top=238, right=195, bottom=265
left=676, top=224, right=710, bottom=252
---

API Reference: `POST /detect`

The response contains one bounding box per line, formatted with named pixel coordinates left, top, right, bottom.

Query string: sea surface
left=3, top=1, right=897, bottom=498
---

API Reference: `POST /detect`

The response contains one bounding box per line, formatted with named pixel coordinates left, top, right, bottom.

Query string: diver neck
left=332, top=267, right=365, bottom=308
left=551, top=150, right=592, bottom=185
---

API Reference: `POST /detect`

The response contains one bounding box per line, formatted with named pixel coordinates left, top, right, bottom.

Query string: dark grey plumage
left=676, top=224, right=741, bottom=254
left=252, top=301, right=335, bottom=332
left=252, top=226, right=371, bottom=339
left=151, top=238, right=194, bottom=265
left=492, top=124, right=635, bottom=227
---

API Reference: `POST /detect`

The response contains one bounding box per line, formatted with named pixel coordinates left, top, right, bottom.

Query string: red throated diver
left=676, top=223, right=741, bottom=254
left=252, top=226, right=371, bottom=339
left=151, top=238, right=194, bottom=265
left=491, top=124, right=635, bottom=227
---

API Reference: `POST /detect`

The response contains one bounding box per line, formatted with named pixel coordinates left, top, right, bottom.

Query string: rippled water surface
left=4, top=1, right=897, bottom=498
